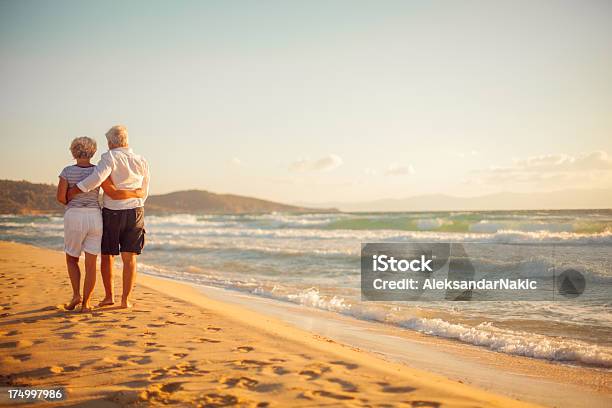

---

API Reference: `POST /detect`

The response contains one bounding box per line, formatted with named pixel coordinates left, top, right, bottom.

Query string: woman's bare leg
left=65, top=254, right=82, bottom=310
left=81, top=252, right=97, bottom=312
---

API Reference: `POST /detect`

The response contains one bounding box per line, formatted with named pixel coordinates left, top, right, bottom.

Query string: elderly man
left=68, top=125, right=150, bottom=309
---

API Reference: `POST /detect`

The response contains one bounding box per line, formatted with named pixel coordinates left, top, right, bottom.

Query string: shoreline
left=0, top=241, right=609, bottom=406
left=186, top=281, right=611, bottom=408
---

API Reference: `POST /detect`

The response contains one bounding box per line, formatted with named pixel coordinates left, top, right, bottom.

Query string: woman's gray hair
left=70, top=137, right=97, bottom=159
left=105, top=125, right=129, bottom=147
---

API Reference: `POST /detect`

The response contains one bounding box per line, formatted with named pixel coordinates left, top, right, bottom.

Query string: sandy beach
left=0, top=241, right=547, bottom=407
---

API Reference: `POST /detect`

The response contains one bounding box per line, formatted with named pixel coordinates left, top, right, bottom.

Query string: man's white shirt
left=77, top=147, right=150, bottom=210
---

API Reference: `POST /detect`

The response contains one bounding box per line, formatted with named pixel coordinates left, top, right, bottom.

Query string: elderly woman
left=56, top=137, right=143, bottom=312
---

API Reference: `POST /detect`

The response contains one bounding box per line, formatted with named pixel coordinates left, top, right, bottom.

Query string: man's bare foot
left=81, top=304, right=93, bottom=313
left=65, top=296, right=82, bottom=311
left=97, top=297, right=115, bottom=307
left=120, top=299, right=133, bottom=309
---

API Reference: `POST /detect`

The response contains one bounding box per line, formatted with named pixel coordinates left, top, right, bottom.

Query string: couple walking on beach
left=56, top=125, right=150, bottom=312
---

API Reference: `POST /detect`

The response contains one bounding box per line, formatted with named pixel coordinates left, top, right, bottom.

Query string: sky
left=1, top=0, right=611, bottom=204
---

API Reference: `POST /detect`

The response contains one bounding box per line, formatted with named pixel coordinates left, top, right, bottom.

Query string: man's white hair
left=105, top=125, right=129, bottom=147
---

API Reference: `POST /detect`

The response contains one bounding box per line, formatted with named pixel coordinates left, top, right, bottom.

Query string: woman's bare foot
left=65, top=296, right=82, bottom=311
left=97, top=297, right=115, bottom=307
left=120, top=299, right=133, bottom=309
left=81, top=304, right=93, bottom=313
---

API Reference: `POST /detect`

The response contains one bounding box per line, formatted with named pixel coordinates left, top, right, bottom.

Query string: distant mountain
left=145, top=189, right=333, bottom=214
left=0, top=180, right=334, bottom=214
left=299, top=188, right=612, bottom=212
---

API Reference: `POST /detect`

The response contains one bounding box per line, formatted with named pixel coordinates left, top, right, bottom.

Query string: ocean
left=1, top=210, right=611, bottom=368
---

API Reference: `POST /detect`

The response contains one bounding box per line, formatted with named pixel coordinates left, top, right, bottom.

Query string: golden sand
left=0, top=242, right=541, bottom=407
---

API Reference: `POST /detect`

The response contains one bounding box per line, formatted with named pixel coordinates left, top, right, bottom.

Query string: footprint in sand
left=59, top=331, right=81, bottom=340
left=140, top=381, right=185, bottom=403
left=95, top=357, right=123, bottom=370
left=53, top=323, right=77, bottom=331
left=300, top=390, right=354, bottom=401
left=206, top=326, right=222, bottom=332
left=171, top=353, right=189, bottom=360
left=222, top=376, right=257, bottom=389
left=408, top=401, right=441, bottom=408
left=377, top=382, right=416, bottom=394
left=83, top=345, right=106, bottom=351
left=197, top=393, right=239, bottom=406
left=271, top=366, right=291, bottom=376
left=148, top=362, right=209, bottom=381
left=329, top=360, right=359, bottom=370
left=239, top=359, right=271, bottom=367
left=165, top=320, right=187, bottom=326
left=231, top=359, right=273, bottom=374
left=118, top=354, right=153, bottom=365
left=12, top=353, right=32, bottom=362
left=13, top=366, right=64, bottom=379
left=118, top=379, right=151, bottom=389
left=236, top=346, right=254, bottom=353
left=61, top=364, right=80, bottom=372
left=299, top=363, right=331, bottom=381
left=0, top=339, right=33, bottom=348
left=191, top=337, right=220, bottom=344
left=114, top=340, right=137, bottom=347
left=327, top=377, right=358, bottom=392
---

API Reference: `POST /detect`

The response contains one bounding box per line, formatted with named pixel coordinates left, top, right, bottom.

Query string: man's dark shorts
left=101, top=207, right=145, bottom=255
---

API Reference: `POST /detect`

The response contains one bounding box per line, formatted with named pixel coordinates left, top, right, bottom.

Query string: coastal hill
left=0, top=180, right=333, bottom=214
left=0, top=180, right=63, bottom=214
left=145, top=190, right=331, bottom=214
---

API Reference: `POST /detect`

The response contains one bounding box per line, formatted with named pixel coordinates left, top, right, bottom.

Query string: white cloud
left=509, top=151, right=612, bottom=172
left=454, top=150, right=479, bottom=158
left=472, top=151, right=612, bottom=186
left=230, top=157, right=242, bottom=166
left=289, top=154, right=343, bottom=172
left=385, top=164, right=415, bottom=176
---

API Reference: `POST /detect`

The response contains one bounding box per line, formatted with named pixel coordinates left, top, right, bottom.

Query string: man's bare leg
left=65, top=254, right=82, bottom=310
left=120, top=252, right=137, bottom=309
left=98, top=254, right=115, bottom=306
left=81, top=252, right=97, bottom=312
